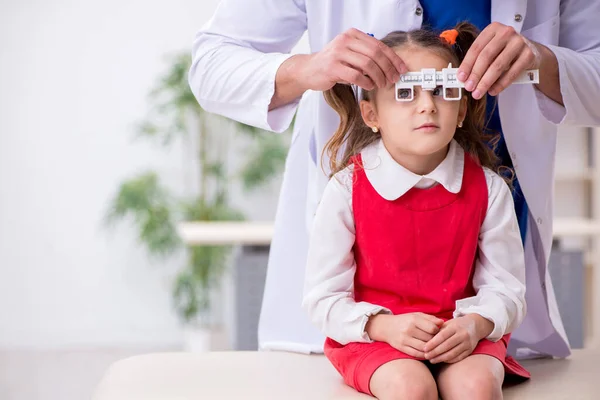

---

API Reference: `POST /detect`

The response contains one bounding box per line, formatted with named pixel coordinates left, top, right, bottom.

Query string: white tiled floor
left=0, top=347, right=179, bottom=400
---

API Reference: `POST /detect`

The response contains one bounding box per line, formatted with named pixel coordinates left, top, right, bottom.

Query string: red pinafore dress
left=324, top=152, right=530, bottom=395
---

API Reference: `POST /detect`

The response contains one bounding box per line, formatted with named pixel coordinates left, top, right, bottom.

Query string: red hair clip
left=440, top=29, right=459, bottom=45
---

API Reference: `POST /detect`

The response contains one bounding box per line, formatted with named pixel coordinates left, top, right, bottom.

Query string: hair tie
left=440, top=29, right=459, bottom=45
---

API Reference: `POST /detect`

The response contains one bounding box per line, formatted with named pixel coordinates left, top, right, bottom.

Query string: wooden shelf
left=177, top=222, right=274, bottom=245
left=177, top=218, right=600, bottom=245
left=554, top=169, right=593, bottom=182
left=553, top=218, right=600, bottom=237
left=177, top=219, right=600, bottom=244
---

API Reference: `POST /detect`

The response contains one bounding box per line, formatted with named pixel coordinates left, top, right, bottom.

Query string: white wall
left=0, top=0, right=309, bottom=349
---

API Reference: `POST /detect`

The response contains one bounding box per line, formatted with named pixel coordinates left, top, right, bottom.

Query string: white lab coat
left=189, top=0, right=600, bottom=357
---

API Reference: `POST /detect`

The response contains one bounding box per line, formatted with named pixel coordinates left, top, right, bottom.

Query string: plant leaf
left=104, top=171, right=181, bottom=257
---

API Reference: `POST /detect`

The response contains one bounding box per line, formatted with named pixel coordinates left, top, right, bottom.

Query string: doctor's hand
left=302, top=28, right=407, bottom=92
left=423, top=314, right=494, bottom=364
left=365, top=312, right=444, bottom=359
left=458, top=22, right=544, bottom=100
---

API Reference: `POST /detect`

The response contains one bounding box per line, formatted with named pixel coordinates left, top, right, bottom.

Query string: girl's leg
left=369, top=359, right=438, bottom=400
left=436, top=354, right=505, bottom=400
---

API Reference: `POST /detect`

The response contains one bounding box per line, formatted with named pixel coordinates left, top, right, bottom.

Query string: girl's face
left=360, top=46, right=467, bottom=168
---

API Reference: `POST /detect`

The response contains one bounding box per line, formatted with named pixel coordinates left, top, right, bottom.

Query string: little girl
left=302, top=22, right=530, bottom=400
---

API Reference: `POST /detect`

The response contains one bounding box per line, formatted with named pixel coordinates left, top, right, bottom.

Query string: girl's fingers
left=430, top=341, right=464, bottom=364
left=423, top=326, right=453, bottom=354
left=399, top=342, right=426, bottom=359
left=405, top=337, right=428, bottom=353
left=445, top=349, right=472, bottom=364
left=416, top=317, right=443, bottom=336
left=425, top=330, right=459, bottom=358
left=411, top=327, right=435, bottom=343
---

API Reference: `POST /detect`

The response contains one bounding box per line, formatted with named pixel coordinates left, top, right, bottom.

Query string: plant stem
left=217, top=120, right=228, bottom=201
left=199, top=113, right=207, bottom=211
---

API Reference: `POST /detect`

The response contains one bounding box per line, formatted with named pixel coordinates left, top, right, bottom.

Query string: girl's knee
left=442, top=368, right=503, bottom=400
left=371, top=362, right=438, bottom=400
left=437, top=355, right=504, bottom=400
left=379, top=378, right=438, bottom=400
left=462, top=370, right=503, bottom=399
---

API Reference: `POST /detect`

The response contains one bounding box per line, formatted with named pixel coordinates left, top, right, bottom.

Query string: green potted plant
left=104, top=52, right=291, bottom=351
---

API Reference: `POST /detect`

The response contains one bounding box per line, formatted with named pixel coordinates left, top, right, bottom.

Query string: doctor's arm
left=459, top=0, right=600, bottom=126
left=188, top=0, right=306, bottom=133
left=538, top=0, right=600, bottom=126
left=301, top=174, right=391, bottom=345
left=452, top=171, right=527, bottom=342
left=270, top=29, right=407, bottom=110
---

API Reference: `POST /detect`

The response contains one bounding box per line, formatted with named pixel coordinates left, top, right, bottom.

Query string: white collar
left=360, top=139, right=465, bottom=201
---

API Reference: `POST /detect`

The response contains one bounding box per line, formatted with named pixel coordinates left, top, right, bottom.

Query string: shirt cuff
left=358, top=306, right=392, bottom=343
left=534, top=86, right=566, bottom=124
left=453, top=300, right=506, bottom=342
left=262, top=53, right=301, bottom=133
left=533, top=44, right=570, bottom=125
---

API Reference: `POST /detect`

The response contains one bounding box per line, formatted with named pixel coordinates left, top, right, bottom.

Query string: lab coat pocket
left=521, top=12, right=560, bottom=45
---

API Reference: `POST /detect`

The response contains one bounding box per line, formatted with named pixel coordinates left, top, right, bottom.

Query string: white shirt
left=302, top=140, right=527, bottom=345
left=190, top=0, right=600, bottom=356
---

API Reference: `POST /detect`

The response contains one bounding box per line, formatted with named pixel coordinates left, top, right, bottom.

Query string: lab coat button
left=415, top=7, right=423, bottom=16
left=514, top=14, right=523, bottom=22
left=537, top=217, right=543, bottom=225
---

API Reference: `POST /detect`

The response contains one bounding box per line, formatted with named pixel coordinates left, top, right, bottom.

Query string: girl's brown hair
left=323, top=22, right=504, bottom=179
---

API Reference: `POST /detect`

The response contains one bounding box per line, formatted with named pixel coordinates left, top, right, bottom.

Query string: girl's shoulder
left=481, top=166, right=513, bottom=200
left=330, top=164, right=355, bottom=196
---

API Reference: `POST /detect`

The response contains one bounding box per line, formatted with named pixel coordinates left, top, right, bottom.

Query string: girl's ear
left=457, top=95, right=467, bottom=126
left=360, top=100, right=379, bottom=130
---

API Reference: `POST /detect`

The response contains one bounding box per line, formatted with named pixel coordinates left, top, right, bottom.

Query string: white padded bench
left=93, top=349, right=597, bottom=399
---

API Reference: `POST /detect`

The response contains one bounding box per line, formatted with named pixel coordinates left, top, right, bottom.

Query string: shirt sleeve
left=453, top=169, right=527, bottom=342
left=302, top=168, right=391, bottom=345
left=533, top=0, right=600, bottom=126
left=188, top=0, right=307, bottom=133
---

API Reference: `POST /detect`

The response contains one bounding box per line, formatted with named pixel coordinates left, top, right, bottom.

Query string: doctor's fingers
left=471, top=34, right=535, bottom=99
left=338, top=51, right=387, bottom=88
left=487, top=38, right=540, bottom=96
left=345, top=29, right=407, bottom=81
left=336, top=65, right=377, bottom=90
left=457, top=23, right=498, bottom=85
left=459, top=23, right=523, bottom=98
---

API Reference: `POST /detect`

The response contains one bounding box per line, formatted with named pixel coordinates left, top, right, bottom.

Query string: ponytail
left=323, top=84, right=379, bottom=177
left=449, top=22, right=505, bottom=180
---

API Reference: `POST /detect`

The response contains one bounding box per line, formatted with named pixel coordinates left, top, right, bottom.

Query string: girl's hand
left=423, top=314, right=494, bottom=364
left=366, top=313, right=444, bottom=359
left=457, top=22, right=542, bottom=99
left=301, top=28, right=407, bottom=92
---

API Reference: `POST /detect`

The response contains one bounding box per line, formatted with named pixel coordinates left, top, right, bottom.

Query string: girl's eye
left=432, top=85, right=443, bottom=96
left=398, top=88, right=412, bottom=99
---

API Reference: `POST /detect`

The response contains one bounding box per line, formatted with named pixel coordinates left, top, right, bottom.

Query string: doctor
left=190, top=0, right=600, bottom=358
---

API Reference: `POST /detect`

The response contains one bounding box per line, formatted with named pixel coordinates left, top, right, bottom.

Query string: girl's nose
left=416, top=91, right=437, bottom=114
